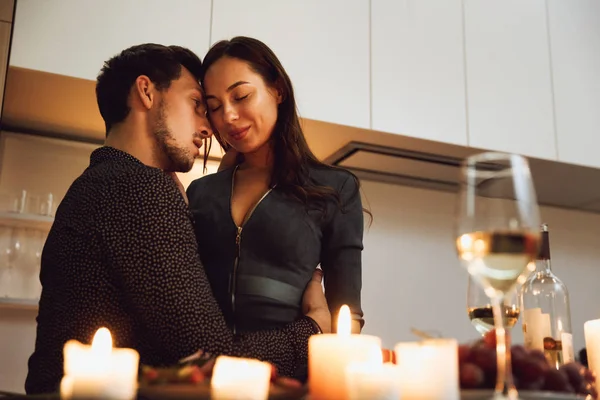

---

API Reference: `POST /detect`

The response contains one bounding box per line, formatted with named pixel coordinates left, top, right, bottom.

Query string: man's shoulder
left=71, top=159, right=178, bottom=206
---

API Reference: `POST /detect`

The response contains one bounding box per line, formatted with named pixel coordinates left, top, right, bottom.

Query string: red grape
left=560, top=362, right=585, bottom=392
left=459, top=344, right=472, bottom=364
left=510, top=344, right=528, bottom=372
left=542, top=368, right=574, bottom=393
left=275, top=377, right=303, bottom=389
left=270, top=364, right=278, bottom=381
left=460, top=362, right=485, bottom=388
left=514, top=357, right=547, bottom=386
left=471, top=343, right=497, bottom=375
left=483, top=330, right=497, bottom=349
left=583, top=367, right=597, bottom=384
left=579, top=381, right=598, bottom=399
left=528, top=349, right=547, bottom=363
left=188, top=367, right=204, bottom=384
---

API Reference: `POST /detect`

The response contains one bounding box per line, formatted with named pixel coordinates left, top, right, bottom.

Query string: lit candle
left=210, top=355, right=272, bottom=400
left=345, top=348, right=401, bottom=400
left=394, top=338, right=459, bottom=400
left=309, top=305, right=382, bottom=400
left=585, top=319, right=600, bottom=377
left=61, top=327, right=139, bottom=400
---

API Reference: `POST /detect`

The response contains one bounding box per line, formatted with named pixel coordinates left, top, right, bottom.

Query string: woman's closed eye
left=207, top=101, right=221, bottom=112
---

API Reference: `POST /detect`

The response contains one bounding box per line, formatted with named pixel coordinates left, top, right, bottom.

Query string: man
left=25, top=43, right=330, bottom=394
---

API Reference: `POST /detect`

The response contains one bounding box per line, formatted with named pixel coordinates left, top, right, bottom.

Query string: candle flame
left=337, top=305, right=351, bottom=336
left=91, top=327, right=112, bottom=355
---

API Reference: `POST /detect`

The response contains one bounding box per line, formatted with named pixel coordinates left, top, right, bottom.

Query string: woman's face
left=203, top=56, right=281, bottom=154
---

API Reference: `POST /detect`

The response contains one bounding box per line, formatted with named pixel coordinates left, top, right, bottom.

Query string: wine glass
left=467, top=275, right=520, bottom=336
left=455, top=152, right=540, bottom=399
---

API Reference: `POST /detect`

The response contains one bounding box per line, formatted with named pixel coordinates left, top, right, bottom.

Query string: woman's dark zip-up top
left=186, top=165, right=364, bottom=335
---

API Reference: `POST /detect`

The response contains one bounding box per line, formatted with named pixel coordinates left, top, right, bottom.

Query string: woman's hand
left=302, top=269, right=331, bottom=334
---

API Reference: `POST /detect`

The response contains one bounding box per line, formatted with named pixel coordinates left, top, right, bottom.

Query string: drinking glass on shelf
left=0, top=226, right=12, bottom=298
left=467, top=275, right=520, bottom=336
left=455, top=152, right=540, bottom=399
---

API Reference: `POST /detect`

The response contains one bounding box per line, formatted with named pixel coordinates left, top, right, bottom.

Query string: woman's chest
left=192, top=190, right=323, bottom=266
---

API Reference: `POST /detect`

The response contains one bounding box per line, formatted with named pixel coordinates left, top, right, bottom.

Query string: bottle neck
left=534, top=257, right=552, bottom=273
left=535, top=228, right=552, bottom=273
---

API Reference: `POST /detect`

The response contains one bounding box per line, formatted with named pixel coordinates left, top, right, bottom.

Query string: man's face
left=151, top=67, right=212, bottom=172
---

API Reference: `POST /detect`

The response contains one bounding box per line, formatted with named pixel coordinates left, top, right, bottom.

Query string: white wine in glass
left=467, top=276, right=520, bottom=336
left=455, top=152, right=541, bottom=400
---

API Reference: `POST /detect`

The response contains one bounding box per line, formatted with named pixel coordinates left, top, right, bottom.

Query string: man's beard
left=153, top=100, right=195, bottom=173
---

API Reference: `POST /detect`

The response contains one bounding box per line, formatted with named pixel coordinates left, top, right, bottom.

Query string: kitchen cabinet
left=210, top=0, right=370, bottom=129
left=0, top=21, right=10, bottom=112
left=547, top=0, right=600, bottom=168
left=371, top=0, right=468, bottom=145
left=0, top=0, right=13, bottom=23
left=0, top=132, right=96, bottom=309
left=464, top=0, right=556, bottom=160
left=9, top=0, right=211, bottom=80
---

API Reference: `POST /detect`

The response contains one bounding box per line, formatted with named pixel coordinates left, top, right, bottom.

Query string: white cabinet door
left=10, top=0, right=211, bottom=80
left=371, top=0, right=468, bottom=145
left=547, top=0, right=600, bottom=168
left=210, top=0, right=370, bottom=129
left=464, top=0, right=556, bottom=160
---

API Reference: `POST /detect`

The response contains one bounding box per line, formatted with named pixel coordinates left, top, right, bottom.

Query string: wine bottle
left=520, top=223, right=574, bottom=368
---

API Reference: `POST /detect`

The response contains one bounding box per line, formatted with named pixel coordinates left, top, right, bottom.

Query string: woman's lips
left=228, top=126, right=250, bottom=141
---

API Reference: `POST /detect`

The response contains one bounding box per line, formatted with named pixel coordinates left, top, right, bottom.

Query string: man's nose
left=197, top=117, right=213, bottom=139
left=198, top=127, right=212, bottom=139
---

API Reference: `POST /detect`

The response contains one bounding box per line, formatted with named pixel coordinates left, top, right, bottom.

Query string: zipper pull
left=236, top=226, right=242, bottom=244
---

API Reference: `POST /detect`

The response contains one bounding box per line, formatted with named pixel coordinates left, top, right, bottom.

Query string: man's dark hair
left=96, top=43, right=202, bottom=135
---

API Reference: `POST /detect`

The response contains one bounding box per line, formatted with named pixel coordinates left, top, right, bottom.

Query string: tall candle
left=210, top=356, right=272, bottom=400
left=309, top=305, right=382, bottom=400
left=394, top=338, right=459, bottom=400
left=61, top=327, right=139, bottom=400
left=346, top=360, right=401, bottom=400
left=585, top=319, right=600, bottom=377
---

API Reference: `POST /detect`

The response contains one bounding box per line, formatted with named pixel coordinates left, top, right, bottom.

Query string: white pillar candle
left=210, top=356, right=272, bottom=400
left=61, top=327, right=139, bottom=400
left=346, top=362, right=401, bottom=400
left=394, top=338, right=459, bottom=400
left=309, top=305, right=382, bottom=400
left=584, top=319, right=600, bottom=377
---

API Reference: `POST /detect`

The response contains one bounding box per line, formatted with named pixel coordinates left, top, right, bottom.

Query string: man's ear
left=134, top=75, right=155, bottom=110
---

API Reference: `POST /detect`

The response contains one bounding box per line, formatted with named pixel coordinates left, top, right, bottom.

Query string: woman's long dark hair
left=201, top=36, right=371, bottom=221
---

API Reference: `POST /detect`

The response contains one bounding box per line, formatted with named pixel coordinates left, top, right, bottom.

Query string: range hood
left=4, top=66, right=600, bottom=214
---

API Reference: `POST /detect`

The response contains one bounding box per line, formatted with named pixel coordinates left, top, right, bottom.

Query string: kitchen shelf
left=0, top=211, right=54, bottom=231
left=0, top=297, right=39, bottom=311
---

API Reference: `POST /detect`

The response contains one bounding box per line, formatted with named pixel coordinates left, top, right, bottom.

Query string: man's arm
left=99, top=170, right=322, bottom=375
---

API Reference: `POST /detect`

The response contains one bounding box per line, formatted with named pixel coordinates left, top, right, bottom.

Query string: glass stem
left=491, top=296, right=518, bottom=399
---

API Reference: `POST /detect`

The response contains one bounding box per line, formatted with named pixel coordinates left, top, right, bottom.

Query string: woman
left=187, top=37, right=367, bottom=341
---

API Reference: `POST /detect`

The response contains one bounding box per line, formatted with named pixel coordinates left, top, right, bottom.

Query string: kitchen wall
left=2, top=132, right=600, bottom=391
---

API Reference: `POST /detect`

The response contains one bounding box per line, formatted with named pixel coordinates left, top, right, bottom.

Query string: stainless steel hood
left=3, top=66, right=600, bottom=214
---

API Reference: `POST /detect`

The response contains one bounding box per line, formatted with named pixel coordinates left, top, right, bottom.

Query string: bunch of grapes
left=458, top=331, right=597, bottom=399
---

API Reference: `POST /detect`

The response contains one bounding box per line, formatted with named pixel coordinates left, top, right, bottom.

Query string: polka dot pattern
left=24, top=147, right=317, bottom=395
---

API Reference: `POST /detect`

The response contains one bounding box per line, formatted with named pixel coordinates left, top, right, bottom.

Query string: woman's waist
left=233, top=289, right=304, bottom=333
